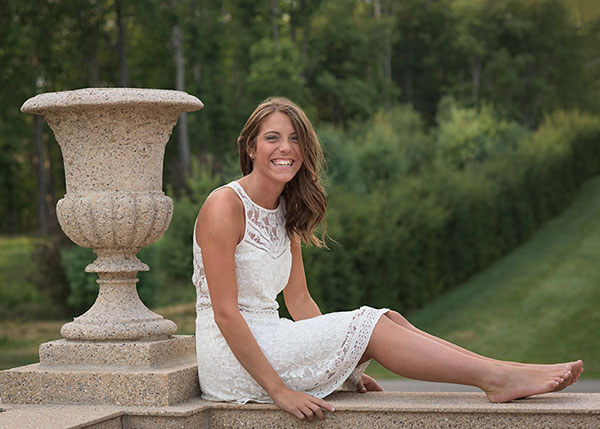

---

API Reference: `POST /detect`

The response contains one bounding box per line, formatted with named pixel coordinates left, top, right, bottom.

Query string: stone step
left=1, top=392, right=599, bottom=428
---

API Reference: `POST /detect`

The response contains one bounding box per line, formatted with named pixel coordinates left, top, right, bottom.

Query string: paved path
left=379, top=378, right=600, bottom=393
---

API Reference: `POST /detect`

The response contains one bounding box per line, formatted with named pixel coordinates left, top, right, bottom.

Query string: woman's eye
left=290, top=135, right=299, bottom=143
left=266, top=135, right=278, bottom=141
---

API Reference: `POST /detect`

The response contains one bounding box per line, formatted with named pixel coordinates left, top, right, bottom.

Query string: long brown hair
left=238, top=97, right=327, bottom=247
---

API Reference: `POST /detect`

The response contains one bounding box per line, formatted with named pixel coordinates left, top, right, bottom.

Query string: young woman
left=193, top=97, right=583, bottom=421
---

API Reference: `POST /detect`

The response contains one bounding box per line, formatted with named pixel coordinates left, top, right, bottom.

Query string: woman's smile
left=271, top=158, right=295, bottom=166
left=251, top=111, right=304, bottom=183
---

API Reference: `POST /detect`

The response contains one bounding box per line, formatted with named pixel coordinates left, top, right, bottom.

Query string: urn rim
left=21, top=87, right=204, bottom=114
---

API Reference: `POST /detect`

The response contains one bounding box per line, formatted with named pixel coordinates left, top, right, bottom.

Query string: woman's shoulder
left=201, top=185, right=244, bottom=218
left=196, top=185, right=245, bottom=244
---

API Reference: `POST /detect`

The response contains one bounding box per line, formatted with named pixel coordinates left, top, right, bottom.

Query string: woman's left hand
left=357, top=374, right=383, bottom=393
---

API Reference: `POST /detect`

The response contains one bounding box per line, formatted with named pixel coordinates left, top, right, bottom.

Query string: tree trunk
left=45, top=131, right=58, bottom=230
left=374, top=0, right=393, bottom=110
left=34, top=115, right=47, bottom=234
left=171, top=0, right=191, bottom=178
left=115, top=0, right=129, bottom=86
left=271, top=0, right=280, bottom=52
left=373, top=0, right=381, bottom=18
left=300, top=15, right=312, bottom=80
left=79, top=6, right=100, bottom=86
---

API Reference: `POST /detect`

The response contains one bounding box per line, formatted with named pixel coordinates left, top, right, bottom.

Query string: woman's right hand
left=271, top=386, right=335, bottom=421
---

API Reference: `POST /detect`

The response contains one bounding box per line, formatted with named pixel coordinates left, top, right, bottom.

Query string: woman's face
left=250, top=111, right=304, bottom=184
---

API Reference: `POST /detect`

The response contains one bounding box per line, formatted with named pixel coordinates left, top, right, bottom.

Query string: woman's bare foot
left=483, top=363, right=573, bottom=403
left=569, top=363, right=584, bottom=386
left=507, top=360, right=584, bottom=392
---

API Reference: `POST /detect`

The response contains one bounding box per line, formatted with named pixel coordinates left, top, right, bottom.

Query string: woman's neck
left=238, top=172, right=284, bottom=210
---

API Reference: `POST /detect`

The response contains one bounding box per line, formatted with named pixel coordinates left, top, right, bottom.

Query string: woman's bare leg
left=362, top=316, right=575, bottom=402
left=382, top=311, right=584, bottom=389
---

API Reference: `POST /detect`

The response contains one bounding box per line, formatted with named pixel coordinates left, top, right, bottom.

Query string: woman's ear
left=247, top=139, right=256, bottom=160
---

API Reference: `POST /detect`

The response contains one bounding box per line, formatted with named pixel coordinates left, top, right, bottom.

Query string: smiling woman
left=243, top=111, right=304, bottom=200
left=236, top=97, right=328, bottom=247
left=191, top=97, right=584, bottom=422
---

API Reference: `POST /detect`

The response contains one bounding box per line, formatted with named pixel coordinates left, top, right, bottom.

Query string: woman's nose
left=279, top=139, right=292, bottom=152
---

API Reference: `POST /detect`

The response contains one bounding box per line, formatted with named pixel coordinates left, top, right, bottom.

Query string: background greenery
left=0, top=0, right=599, bottom=376
left=2, top=175, right=599, bottom=375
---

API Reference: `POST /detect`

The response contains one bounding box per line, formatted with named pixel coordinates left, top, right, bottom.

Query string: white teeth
left=272, top=159, right=293, bottom=166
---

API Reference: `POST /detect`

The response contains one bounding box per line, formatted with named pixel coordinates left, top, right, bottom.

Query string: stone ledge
left=39, top=336, right=196, bottom=369
left=0, top=362, right=199, bottom=407
left=0, top=405, right=123, bottom=429
left=1, top=392, right=598, bottom=429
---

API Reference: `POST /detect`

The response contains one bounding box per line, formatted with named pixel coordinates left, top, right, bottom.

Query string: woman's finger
left=357, top=380, right=367, bottom=393
left=307, top=401, right=325, bottom=420
left=367, top=379, right=384, bottom=391
left=315, top=397, right=335, bottom=412
left=301, top=405, right=315, bottom=421
left=293, top=408, right=305, bottom=420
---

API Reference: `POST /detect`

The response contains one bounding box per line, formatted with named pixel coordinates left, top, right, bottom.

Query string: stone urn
left=21, top=88, right=204, bottom=341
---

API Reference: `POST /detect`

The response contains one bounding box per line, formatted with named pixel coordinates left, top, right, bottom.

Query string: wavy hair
left=238, top=97, right=327, bottom=247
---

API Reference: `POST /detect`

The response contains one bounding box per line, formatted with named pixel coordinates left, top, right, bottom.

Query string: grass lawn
left=1, top=178, right=599, bottom=380
left=367, top=177, right=600, bottom=379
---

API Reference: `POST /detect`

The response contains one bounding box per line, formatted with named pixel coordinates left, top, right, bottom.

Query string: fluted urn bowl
left=21, top=88, right=203, bottom=341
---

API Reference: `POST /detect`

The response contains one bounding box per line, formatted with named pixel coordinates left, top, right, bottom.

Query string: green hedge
left=303, top=109, right=600, bottom=313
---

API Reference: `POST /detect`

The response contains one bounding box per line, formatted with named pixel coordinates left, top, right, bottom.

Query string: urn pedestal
left=0, top=88, right=203, bottom=406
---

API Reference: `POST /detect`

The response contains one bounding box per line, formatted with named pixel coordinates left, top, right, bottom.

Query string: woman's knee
left=359, top=316, right=389, bottom=364
left=384, top=310, right=412, bottom=329
left=360, top=314, right=403, bottom=364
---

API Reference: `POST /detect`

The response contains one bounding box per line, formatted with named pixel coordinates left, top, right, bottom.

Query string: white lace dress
left=193, top=181, right=389, bottom=403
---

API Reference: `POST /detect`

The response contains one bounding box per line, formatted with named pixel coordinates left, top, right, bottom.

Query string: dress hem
left=198, top=306, right=390, bottom=404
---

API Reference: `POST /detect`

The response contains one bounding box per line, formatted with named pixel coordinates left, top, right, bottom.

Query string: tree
left=115, top=0, right=129, bottom=86
left=170, top=0, right=191, bottom=182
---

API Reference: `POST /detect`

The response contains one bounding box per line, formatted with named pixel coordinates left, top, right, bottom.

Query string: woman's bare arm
left=197, top=189, right=334, bottom=420
left=282, top=236, right=322, bottom=321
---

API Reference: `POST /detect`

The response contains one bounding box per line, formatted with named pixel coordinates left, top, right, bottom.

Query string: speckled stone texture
left=1, top=392, right=598, bottom=429
left=192, top=392, right=600, bottom=429
left=0, top=358, right=199, bottom=406
left=0, top=405, right=123, bottom=429
left=21, top=88, right=203, bottom=342
left=0, top=88, right=203, bottom=408
left=39, top=336, right=196, bottom=368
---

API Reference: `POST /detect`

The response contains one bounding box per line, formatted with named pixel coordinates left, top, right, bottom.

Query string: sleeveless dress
left=193, top=181, right=389, bottom=403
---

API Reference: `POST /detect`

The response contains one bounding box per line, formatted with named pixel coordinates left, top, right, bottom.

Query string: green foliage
left=29, top=232, right=72, bottom=318
left=247, top=37, right=308, bottom=107
left=0, top=236, right=51, bottom=319
left=320, top=105, right=434, bottom=192
left=159, top=160, right=234, bottom=283
left=435, top=97, right=529, bottom=168
left=357, top=106, right=434, bottom=186
left=3, top=0, right=600, bottom=322
left=60, top=245, right=159, bottom=316
left=3, top=0, right=600, bottom=235
left=304, top=109, right=600, bottom=314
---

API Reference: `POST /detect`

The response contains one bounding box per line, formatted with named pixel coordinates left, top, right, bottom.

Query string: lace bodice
left=192, top=181, right=292, bottom=313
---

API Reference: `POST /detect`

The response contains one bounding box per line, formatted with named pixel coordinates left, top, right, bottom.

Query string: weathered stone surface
left=0, top=89, right=204, bottom=409
left=39, top=336, right=196, bottom=369
left=0, top=361, right=199, bottom=406
left=1, top=392, right=598, bottom=429
left=20, top=88, right=203, bottom=342
left=59, top=272, right=177, bottom=342
left=0, top=405, right=123, bottom=429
